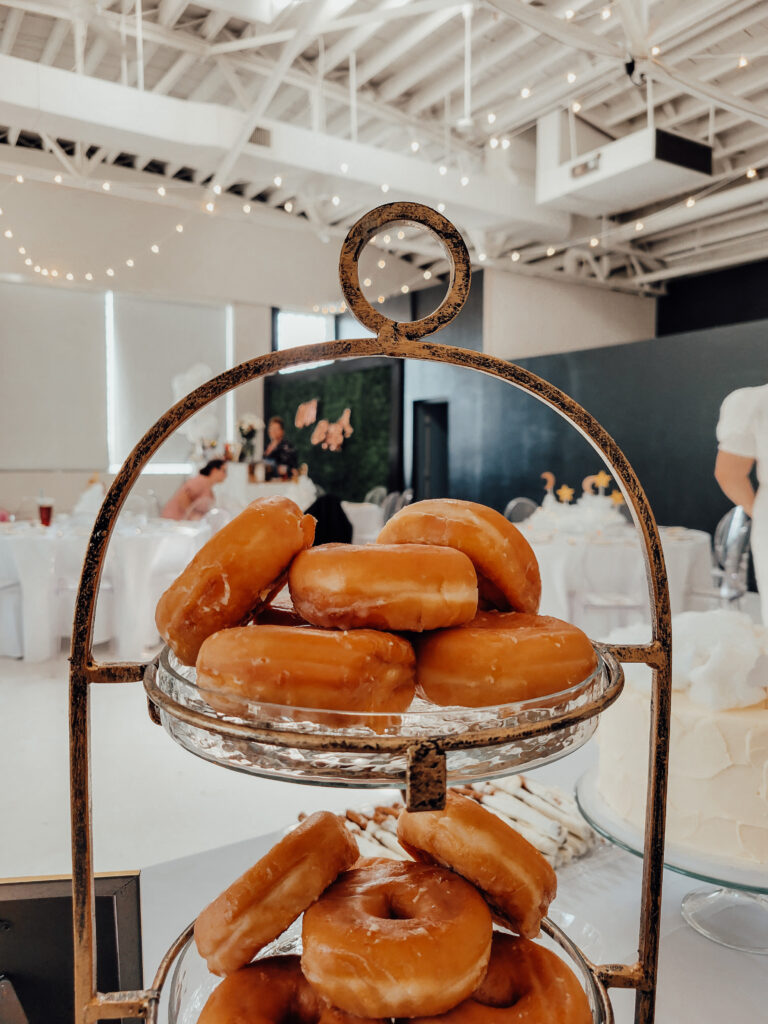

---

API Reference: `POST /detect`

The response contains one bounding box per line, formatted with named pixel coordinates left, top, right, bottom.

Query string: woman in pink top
left=162, top=459, right=228, bottom=520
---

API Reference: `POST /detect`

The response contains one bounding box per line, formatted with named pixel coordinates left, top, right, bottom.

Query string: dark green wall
left=265, top=357, right=399, bottom=501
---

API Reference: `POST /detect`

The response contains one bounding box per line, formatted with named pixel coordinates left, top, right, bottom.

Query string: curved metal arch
left=70, top=204, right=671, bottom=1024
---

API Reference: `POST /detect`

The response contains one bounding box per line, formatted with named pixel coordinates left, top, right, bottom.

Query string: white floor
left=0, top=650, right=377, bottom=879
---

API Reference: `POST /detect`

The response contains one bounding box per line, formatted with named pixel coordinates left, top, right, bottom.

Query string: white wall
left=483, top=269, right=656, bottom=360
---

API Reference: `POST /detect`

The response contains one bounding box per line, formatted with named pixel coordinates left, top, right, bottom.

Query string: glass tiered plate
left=168, top=918, right=613, bottom=1024
left=144, top=644, right=623, bottom=788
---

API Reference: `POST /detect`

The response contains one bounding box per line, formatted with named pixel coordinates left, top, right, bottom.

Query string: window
left=274, top=311, right=335, bottom=372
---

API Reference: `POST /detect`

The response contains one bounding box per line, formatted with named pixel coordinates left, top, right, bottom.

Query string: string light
left=747, top=167, right=758, bottom=179
left=651, top=45, right=660, bottom=56
left=34, top=265, right=40, bottom=273
left=273, top=175, right=282, bottom=187
left=41, top=268, right=48, bottom=276
left=378, top=295, right=385, bottom=304
left=478, top=252, right=487, bottom=262
left=567, top=71, right=576, bottom=84
left=151, top=244, right=160, bottom=253
left=213, top=184, right=223, bottom=195
left=85, top=272, right=93, bottom=281
left=50, top=269, right=58, bottom=278
left=312, top=304, right=320, bottom=312
left=175, top=223, right=184, bottom=233
left=489, top=137, right=499, bottom=149
left=102, top=181, right=111, bottom=191
left=564, top=9, right=574, bottom=19
left=54, top=174, right=63, bottom=184
left=340, top=162, right=349, bottom=173
left=438, top=165, right=447, bottom=175
left=15, top=175, right=24, bottom=184
left=66, top=273, right=74, bottom=281
left=546, top=246, right=556, bottom=256
left=3, top=229, right=12, bottom=238
left=397, top=230, right=405, bottom=239
left=635, top=220, right=644, bottom=231
left=381, top=183, right=390, bottom=193
left=106, top=268, right=115, bottom=276
left=401, top=284, right=409, bottom=293
left=24, top=257, right=31, bottom=266
left=243, top=203, right=251, bottom=213
left=520, top=87, right=531, bottom=99
left=126, top=258, right=135, bottom=267
left=157, top=186, right=166, bottom=197
left=363, top=277, right=372, bottom=287
left=437, top=202, right=445, bottom=212
left=685, top=196, right=696, bottom=208
left=511, top=251, right=520, bottom=261
left=590, top=236, right=600, bottom=247
left=572, top=101, right=582, bottom=113
left=410, top=140, right=420, bottom=152
left=601, top=6, right=611, bottom=20
left=18, top=246, right=25, bottom=254
left=205, top=201, right=215, bottom=212
left=738, top=55, right=749, bottom=68
left=284, top=201, right=293, bottom=212
left=460, top=175, right=469, bottom=186
left=501, top=137, right=510, bottom=150
left=487, top=112, right=496, bottom=125
left=383, top=234, right=391, bottom=243
left=423, top=269, right=432, bottom=279
left=377, top=258, right=386, bottom=268
left=331, top=195, right=341, bottom=206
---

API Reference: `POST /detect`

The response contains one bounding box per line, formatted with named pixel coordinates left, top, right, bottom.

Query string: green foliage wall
left=266, top=360, right=395, bottom=501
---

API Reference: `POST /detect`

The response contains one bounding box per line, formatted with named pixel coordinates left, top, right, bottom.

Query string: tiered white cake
left=596, top=610, right=768, bottom=867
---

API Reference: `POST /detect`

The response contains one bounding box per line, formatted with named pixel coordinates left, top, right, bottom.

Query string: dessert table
left=0, top=517, right=210, bottom=661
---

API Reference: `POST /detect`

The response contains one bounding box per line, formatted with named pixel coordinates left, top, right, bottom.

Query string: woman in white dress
left=715, top=385, right=768, bottom=622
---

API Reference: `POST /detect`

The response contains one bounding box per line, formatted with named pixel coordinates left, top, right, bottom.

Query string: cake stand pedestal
left=576, top=767, right=768, bottom=954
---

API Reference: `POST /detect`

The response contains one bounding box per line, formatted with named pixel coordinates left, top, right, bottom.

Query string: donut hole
left=377, top=893, right=415, bottom=921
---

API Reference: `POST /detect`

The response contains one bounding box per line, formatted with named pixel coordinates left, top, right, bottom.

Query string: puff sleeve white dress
left=716, top=384, right=768, bottom=623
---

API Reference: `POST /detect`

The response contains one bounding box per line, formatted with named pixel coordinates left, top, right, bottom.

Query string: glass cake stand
left=144, top=644, right=623, bottom=788
left=576, top=766, right=768, bottom=954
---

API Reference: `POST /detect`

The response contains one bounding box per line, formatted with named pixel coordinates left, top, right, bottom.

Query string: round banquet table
left=519, top=517, right=713, bottom=638
left=214, top=465, right=317, bottom=512
left=0, top=517, right=210, bottom=662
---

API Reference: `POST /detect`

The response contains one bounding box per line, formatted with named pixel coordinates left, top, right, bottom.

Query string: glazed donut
left=198, top=956, right=384, bottom=1024
left=195, top=810, right=358, bottom=976
left=301, top=857, right=493, bottom=1018
left=416, top=611, right=598, bottom=708
left=405, top=931, right=592, bottom=1024
left=376, top=499, right=540, bottom=614
left=156, top=497, right=315, bottom=665
left=289, top=543, right=477, bottom=631
left=397, top=791, right=556, bottom=939
left=196, top=624, right=416, bottom=714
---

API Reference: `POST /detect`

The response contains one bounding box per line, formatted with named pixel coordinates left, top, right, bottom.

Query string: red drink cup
left=37, top=500, right=54, bottom=526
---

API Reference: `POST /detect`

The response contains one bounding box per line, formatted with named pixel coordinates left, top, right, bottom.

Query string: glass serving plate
left=146, top=644, right=623, bottom=788
left=168, top=919, right=613, bottom=1024
left=576, top=766, right=768, bottom=953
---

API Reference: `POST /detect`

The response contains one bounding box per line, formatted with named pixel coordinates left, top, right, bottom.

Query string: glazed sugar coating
left=288, top=543, right=478, bottom=631
left=196, top=624, right=416, bottom=714
left=156, top=496, right=315, bottom=665
left=416, top=611, right=598, bottom=708
left=194, top=811, right=359, bottom=976
left=404, top=931, right=592, bottom=1024
left=377, top=498, right=541, bottom=614
left=397, top=791, right=557, bottom=939
left=301, top=858, right=493, bottom=1019
left=198, top=956, right=387, bottom=1024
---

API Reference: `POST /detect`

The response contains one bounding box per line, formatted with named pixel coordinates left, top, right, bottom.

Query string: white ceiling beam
left=83, top=36, right=109, bottom=77
left=615, top=0, right=649, bottom=56
left=487, top=0, right=625, bottom=60
left=1, top=8, right=23, bottom=54
left=157, top=0, right=188, bottom=27
left=645, top=58, right=768, bottom=131
left=6, top=126, right=20, bottom=145
left=209, top=0, right=462, bottom=56
left=321, top=0, right=408, bottom=77
left=188, top=63, right=224, bottom=103
left=39, top=18, right=68, bottom=65
left=354, top=7, right=457, bottom=89
left=40, top=130, right=81, bottom=178
left=634, top=236, right=768, bottom=283
left=210, top=0, right=368, bottom=192
left=216, top=57, right=249, bottom=108
left=153, top=9, right=229, bottom=94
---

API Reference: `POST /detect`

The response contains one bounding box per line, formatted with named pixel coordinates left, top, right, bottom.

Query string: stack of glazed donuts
left=155, top=495, right=598, bottom=715
left=194, top=793, right=593, bottom=1024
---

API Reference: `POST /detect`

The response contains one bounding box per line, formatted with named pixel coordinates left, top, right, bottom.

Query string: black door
left=413, top=400, right=449, bottom=499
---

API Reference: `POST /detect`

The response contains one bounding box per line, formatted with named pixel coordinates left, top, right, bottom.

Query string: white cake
left=596, top=610, right=768, bottom=867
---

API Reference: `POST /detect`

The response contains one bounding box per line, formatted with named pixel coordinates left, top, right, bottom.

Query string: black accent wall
left=405, top=273, right=768, bottom=536
left=657, top=257, right=768, bottom=335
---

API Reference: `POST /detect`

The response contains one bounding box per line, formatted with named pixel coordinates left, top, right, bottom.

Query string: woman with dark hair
left=161, top=459, right=227, bottom=520
left=264, top=415, right=299, bottom=478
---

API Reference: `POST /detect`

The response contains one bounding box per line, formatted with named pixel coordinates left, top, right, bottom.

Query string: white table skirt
left=0, top=518, right=209, bottom=662
left=522, top=522, right=713, bottom=637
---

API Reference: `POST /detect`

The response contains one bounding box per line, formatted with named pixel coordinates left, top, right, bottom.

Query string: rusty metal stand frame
left=69, top=203, right=671, bottom=1024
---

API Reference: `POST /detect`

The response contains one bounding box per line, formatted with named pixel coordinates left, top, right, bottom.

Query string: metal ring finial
left=338, top=202, right=471, bottom=340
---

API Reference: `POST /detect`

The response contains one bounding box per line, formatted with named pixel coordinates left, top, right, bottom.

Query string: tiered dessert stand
left=69, top=203, right=673, bottom=1024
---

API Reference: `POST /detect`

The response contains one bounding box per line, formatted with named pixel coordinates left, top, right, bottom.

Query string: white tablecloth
left=0, top=517, right=209, bottom=662
left=520, top=519, right=713, bottom=638
left=341, top=501, right=385, bottom=544
left=215, top=463, right=317, bottom=512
